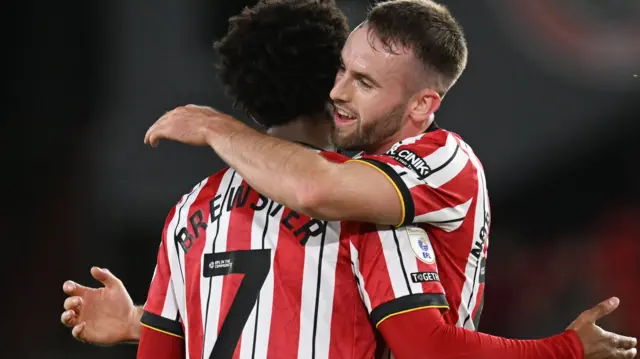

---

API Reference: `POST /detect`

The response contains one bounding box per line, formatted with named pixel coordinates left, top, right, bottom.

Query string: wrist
left=125, top=306, right=144, bottom=342
left=203, top=113, right=242, bottom=147
left=562, top=329, right=585, bottom=359
left=203, top=119, right=220, bottom=147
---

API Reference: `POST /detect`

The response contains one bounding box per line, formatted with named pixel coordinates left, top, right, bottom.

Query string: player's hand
left=567, top=297, right=637, bottom=359
left=61, top=267, right=141, bottom=345
left=145, top=104, right=235, bottom=147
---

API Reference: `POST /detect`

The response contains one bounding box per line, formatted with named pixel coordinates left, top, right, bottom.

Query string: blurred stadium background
left=5, top=0, right=639, bottom=357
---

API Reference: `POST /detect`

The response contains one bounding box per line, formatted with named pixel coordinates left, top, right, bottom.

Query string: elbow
left=290, top=160, right=341, bottom=220
left=292, top=181, right=332, bottom=220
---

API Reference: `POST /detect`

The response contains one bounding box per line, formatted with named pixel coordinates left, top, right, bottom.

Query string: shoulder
left=376, top=129, right=460, bottom=179
left=389, top=129, right=457, bottom=157
left=165, top=167, right=234, bottom=219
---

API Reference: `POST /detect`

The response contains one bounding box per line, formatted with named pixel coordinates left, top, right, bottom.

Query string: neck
left=266, top=115, right=334, bottom=151
left=367, top=115, right=434, bottom=155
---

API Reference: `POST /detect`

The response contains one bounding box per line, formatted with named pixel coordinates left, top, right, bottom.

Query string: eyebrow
left=340, top=58, right=382, bottom=88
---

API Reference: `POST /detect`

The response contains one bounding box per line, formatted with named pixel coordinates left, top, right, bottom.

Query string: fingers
left=91, top=266, right=122, bottom=288
left=600, top=331, right=638, bottom=358
left=144, top=111, right=172, bottom=146
left=612, top=333, right=638, bottom=350
left=145, top=122, right=166, bottom=147
left=64, top=296, right=83, bottom=312
left=71, top=322, right=87, bottom=342
left=144, top=123, right=159, bottom=146
left=613, top=347, right=637, bottom=358
left=144, top=105, right=216, bottom=146
left=580, top=297, right=620, bottom=324
left=61, top=310, right=79, bottom=327
left=63, top=280, right=88, bottom=296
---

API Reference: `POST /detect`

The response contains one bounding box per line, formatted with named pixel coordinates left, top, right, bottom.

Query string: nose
left=330, top=73, right=351, bottom=103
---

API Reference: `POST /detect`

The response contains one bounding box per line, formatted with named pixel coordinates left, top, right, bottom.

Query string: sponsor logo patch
left=387, top=144, right=431, bottom=179
left=410, top=271, right=440, bottom=283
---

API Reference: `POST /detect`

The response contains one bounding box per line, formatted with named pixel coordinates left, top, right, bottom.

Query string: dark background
left=5, top=0, right=639, bottom=357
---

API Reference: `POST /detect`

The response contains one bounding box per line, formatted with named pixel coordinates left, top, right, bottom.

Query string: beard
left=332, top=102, right=406, bottom=153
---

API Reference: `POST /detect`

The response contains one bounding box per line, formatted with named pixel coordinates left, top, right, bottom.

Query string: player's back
left=156, top=163, right=377, bottom=359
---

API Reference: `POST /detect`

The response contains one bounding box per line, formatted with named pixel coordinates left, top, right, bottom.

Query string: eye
left=358, top=78, right=373, bottom=89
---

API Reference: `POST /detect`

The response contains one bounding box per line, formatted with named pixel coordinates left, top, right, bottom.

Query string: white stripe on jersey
left=297, top=220, right=341, bottom=359
left=160, top=280, right=181, bottom=322
left=314, top=220, right=341, bottom=359
left=148, top=243, right=161, bottom=284
left=389, top=163, right=423, bottom=189
left=422, top=133, right=459, bottom=170
left=414, top=198, right=473, bottom=231
left=456, top=142, right=490, bottom=330
left=238, top=198, right=285, bottom=359
left=377, top=225, right=424, bottom=297
left=425, top=143, right=469, bottom=189
left=167, top=178, right=209, bottom=359
left=349, top=242, right=372, bottom=313
left=202, top=170, right=242, bottom=357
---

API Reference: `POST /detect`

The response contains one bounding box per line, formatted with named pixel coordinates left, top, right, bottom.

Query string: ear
left=408, top=89, right=441, bottom=123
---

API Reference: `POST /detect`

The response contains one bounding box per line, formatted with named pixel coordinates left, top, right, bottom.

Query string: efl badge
left=407, top=228, right=436, bottom=264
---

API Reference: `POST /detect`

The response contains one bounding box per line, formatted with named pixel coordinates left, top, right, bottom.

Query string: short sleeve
left=350, top=132, right=476, bottom=229
left=141, top=208, right=184, bottom=339
left=348, top=223, right=449, bottom=328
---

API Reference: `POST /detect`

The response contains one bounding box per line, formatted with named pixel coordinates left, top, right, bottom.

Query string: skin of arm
left=201, top=116, right=404, bottom=226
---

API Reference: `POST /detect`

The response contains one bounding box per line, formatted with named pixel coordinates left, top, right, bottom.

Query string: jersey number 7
left=203, top=249, right=271, bottom=359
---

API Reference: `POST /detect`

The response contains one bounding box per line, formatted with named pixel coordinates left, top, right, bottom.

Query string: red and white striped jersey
left=141, top=124, right=490, bottom=358
left=345, top=123, right=491, bottom=331
left=141, top=150, right=382, bottom=359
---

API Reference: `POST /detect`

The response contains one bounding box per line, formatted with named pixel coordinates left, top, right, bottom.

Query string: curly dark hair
left=214, top=0, right=349, bottom=128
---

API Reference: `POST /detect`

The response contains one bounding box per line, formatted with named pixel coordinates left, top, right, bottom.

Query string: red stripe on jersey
left=184, top=173, right=223, bottom=359
left=144, top=206, right=177, bottom=316
left=218, top=180, right=258, bottom=358
left=329, top=239, right=377, bottom=359
left=352, top=223, right=396, bottom=309
left=429, top=191, right=479, bottom=326
left=320, top=150, right=349, bottom=164
left=266, top=207, right=305, bottom=359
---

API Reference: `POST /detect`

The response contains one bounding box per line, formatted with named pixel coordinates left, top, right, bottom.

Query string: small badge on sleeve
left=407, top=227, right=436, bottom=264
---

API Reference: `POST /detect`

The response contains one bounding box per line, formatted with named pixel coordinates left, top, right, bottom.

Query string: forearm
left=380, top=309, right=583, bottom=359
left=204, top=120, right=332, bottom=212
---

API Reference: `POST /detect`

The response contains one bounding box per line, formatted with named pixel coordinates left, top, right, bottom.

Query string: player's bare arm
left=145, top=105, right=403, bottom=226
left=60, top=267, right=142, bottom=345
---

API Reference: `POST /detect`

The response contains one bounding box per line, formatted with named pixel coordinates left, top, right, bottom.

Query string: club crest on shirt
left=407, top=227, right=436, bottom=264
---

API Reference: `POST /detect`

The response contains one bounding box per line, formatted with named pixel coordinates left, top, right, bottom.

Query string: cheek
left=358, top=91, right=399, bottom=119
left=354, top=89, right=384, bottom=114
